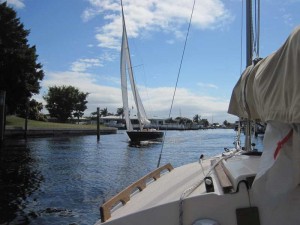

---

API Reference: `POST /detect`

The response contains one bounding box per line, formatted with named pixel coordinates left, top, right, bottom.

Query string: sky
left=2, top=0, right=300, bottom=123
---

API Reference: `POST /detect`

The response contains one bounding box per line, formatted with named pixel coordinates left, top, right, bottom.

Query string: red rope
left=274, top=129, right=293, bottom=159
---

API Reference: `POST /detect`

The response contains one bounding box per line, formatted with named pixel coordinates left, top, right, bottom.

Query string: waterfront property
left=99, top=116, right=207, bottom=130
left=4, top=115, right=117, bottom=138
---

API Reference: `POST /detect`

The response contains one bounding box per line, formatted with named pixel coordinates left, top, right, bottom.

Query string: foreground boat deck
left=96, top=153, right=261, bottom=225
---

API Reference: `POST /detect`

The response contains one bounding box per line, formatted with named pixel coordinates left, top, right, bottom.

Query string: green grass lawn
left=5, top=115, right=109, bottom=129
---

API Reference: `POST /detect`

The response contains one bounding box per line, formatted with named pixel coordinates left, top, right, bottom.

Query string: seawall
left=5, top=127, right=117, bottom=138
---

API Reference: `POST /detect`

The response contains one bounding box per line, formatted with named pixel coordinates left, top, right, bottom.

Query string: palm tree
left=116, top=107, right=124, bottom=119
left=193, top=114, right=200, bottom=124
left=100, top=107, right=108, bottom=117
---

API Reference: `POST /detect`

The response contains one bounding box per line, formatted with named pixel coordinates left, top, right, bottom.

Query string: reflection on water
left=0, top=130, right=263, bottom=225
left=0, top=140, right=43, bottom=224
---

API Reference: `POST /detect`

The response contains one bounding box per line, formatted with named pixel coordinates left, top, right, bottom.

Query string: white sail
left=120, top=4, right=150, bottom=131
left=120, top=21, right=133, bottom=131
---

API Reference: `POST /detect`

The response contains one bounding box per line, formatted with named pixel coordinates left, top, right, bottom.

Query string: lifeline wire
left=179, top=151, right=239, bottom=225
left=157, top=0, right=196, bottom=168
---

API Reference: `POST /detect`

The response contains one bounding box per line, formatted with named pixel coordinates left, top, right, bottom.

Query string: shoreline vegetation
left=4, top=116, right=117, bottom=138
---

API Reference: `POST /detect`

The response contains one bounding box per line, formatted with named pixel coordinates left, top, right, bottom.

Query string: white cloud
left=279, top=8, right=294, bottom=27
left=70, top=52, right=117, bottom=72
left=95, top=32, right=120, bottom=50
left=140, top=87, right=228, bottom=117
left=82, top=0, right=120, bottom=22
left=1, top=0, right=25, bottom=8
left=81, top=8, right=98, bottom=22
left=41, top=71, right=123, bottom=115
left=166, top=39, right=175, bottom=45
left=197, top=82, right=218, bottom=89
left=83, top=0, right=232, bottom=50
left=37, top=70, right=233, bottom=122
left=71, top=58, right=102, bottom=72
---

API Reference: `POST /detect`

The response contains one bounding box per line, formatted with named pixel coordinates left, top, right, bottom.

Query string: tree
left=88, top=111, right=98, bottom=121
left=175, top=117, right=192, bottom=124
left=90, top=111, right=98, bottom=117
left=73, top=92, right=89, bottom=123
left=223, top=120, right=229, bottom=127
left=16, top=99, right=46, bottom=121
left=193, top=114, right=200, bottom=124
left=200, top=119, right=209, bottom=127
left=100, top=108, right=108, bottom=117
left=44, top=85, right=89, bottom=122
left=0, top=2, right=44, bottom=114
left=165, top=117, right=174, bottom=123
left=116, top=107, right=124, bottom=118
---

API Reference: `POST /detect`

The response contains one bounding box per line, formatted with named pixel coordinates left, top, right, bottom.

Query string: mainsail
left=120, top=3, right=150, bottom=131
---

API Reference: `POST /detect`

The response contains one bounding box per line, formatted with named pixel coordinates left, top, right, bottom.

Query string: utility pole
left=24, top=99, right=29, bottom=139
left=97, top=107, right=100, bottom=141
left=0, top=91, right=6, bottom=144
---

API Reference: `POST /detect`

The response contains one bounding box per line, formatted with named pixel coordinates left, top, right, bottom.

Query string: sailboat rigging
left=120, top=0, right=164, bottom=143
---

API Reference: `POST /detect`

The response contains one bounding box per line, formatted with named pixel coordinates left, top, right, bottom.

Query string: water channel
left=0, top=129, right=264, bottom=225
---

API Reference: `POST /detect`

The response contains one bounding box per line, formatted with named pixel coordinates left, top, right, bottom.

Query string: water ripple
left=0, top=129, right=263, bottom=224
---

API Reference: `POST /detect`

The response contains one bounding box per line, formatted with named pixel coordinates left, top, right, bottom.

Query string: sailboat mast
left=120, top=0, right=143, bottom=131
left=246, top=0, right=253, bottom=67
left=244, top=0, right=253, bottom=151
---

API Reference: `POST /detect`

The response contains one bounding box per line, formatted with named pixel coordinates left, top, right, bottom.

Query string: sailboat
left=96, top=1, right=300, bottom=224
left=120, top=1, right=164, bottom=144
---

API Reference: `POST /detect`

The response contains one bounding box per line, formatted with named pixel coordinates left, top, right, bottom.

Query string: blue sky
left=3, top=0, right=300, bottom=123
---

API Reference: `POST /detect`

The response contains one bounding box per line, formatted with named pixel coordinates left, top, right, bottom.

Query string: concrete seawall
left=5, top=127, right=117, bottom=138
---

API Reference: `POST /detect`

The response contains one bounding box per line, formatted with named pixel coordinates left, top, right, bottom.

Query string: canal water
left=0, top=129, right=264, bottom=225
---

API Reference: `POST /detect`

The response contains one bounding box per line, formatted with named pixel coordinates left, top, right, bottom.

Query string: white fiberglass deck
left=96, top=154, right=261, bottom=225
